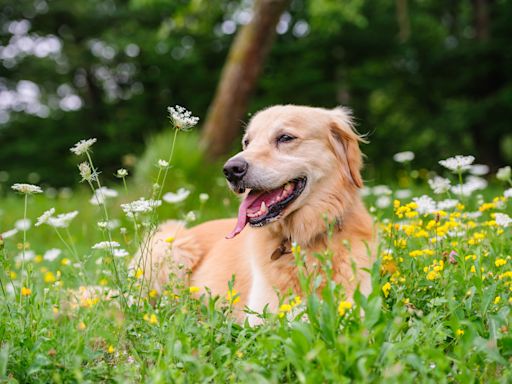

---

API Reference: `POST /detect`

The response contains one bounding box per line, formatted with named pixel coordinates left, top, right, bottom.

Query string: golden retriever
left=133, top=105, right=375, bottom=323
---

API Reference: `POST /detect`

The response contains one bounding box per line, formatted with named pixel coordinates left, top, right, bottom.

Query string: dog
left=133, top=105, right=375, bottom=323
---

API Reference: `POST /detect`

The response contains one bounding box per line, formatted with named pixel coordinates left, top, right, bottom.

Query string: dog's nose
left=223, top=158, right=249, bottom=183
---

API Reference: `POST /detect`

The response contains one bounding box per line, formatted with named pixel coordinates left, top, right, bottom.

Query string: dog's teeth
left=284, top=183, right=293, bottom=193
left=261, top=201, right=268, bottom=213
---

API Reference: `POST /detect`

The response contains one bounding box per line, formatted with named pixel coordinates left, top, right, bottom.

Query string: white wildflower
left=451, top=176, right=487, bottom=197
left=360, top=187, right=371, bottom=197
left=11, top=183, right=42, bottom=194
left=469, top=164, right=490, bottom=176
left=90, top=187, right=118, bottom=206
left=157, top=159, right=169, bottom=168
left=376, top=196, right=391, bottom=209
left=43, top=248, right=61, bottom=262
left=464, top=211, right=483, bottom=219
left=15, top=219, right=31, bottom=231
left=115, top=168, right=128, bottom=178
left=199, top=193, right=209, bottom=203
left=121, top=198, right=162, bottom=217
left=497, top=166, right=511, bottom=182
left=437, top=199, right=459, bottom=210
left=439, top=155, right=475, bottom=173
left=92, top=241, right=120, bottom=250
left=97, top=220, right=120, bottom=230
left=168, top=105, right=199, bottom=131
left=113, top=249, right=129, bottom=258
left=47, top=211, right=79, bottom=228
left=393, top=151, right=415, bottom=163
left=395, top=189, right=412, bottom=199
left=163, top=188, right=190, bottom=204
left=35, top=208, right=55, bottom=227
left=1, top=228, right=18, bottom=239
left=15, top=250, right=35, bottom=262
left=70, top=138, right=97, bottom=155
left=78, top=162, right=98, bottom=182
left=428, top=176, right=451, bottom=194
left=185, top=211, right=196, bottom=222
left=505, top=188, right=512, bottom=199
left=494, top=213, right=512, bottom=228
left=372, top=185, right=392, bottom=196
left=413, top=195, right=437, bottom=215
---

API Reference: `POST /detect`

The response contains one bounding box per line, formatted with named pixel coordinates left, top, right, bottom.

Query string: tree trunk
left=200, top=0, right=291, bottom=159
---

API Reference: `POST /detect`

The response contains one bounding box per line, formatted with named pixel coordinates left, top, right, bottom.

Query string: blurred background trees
left=0, top=0, right=511, bottom=188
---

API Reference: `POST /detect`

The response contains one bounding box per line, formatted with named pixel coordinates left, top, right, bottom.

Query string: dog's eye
left=243, top=138, right=249, bottom=148
left=277, top=134, right=296, bottom=144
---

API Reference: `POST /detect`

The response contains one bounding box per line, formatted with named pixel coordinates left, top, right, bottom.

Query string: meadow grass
left=1, top=127, right=512, bottom=383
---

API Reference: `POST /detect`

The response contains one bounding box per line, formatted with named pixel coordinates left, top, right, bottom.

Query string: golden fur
left=132, top=105, right=375, bottom=323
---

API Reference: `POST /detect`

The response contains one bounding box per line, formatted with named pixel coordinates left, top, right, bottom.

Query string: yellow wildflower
left=135, top=268, right=144, bottom=279
left=149, top=289, right=158, bottom=298
left=189, top=286, right=200, bottom=294
left=34, top=255, right=43, bottom=263
left=338, top=301, right=352, bottom=316
left=44, top=271, right=56, bottom=283
left=495, top=258, right=507, bottom=267
left=165, top=236, right=174, bottom=244
left=21, top=287, right=31, bottom=296
left=382, top=282, right=391, bottom=298
left=470, top=265, right=476, bottom=273
left=291, top=296, right=301, bottom=307
left=144, top=313, right=158, bottom=325
left=456, top=329, right=464, bottom=336
left=226, top=289, right=240, bottom=305
left=99, top=278, right=108, bottom=286
left=60, top=258, right=70, bottom=266
left=278, top=303, right=292, bottom=318
left=78, top=321, right=86, bottom=330
left=107, top=345, right=115, bottom=354
left=9, top=271, right=17, bottom=279
left=494, top=296, right=501, bottom=305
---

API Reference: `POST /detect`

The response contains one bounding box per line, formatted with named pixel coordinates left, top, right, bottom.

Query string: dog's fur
left=132, top=105, right=375, bottom=323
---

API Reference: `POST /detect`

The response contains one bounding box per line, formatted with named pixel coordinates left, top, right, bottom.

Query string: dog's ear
left=328, top=107, right=365, bottom=188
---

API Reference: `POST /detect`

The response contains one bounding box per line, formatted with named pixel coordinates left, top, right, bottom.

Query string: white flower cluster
left=35, top=208, right=79, bottom=228
left=92, top=241, right=120, bottom=250
left=70, top=138, right=97, bottom=155
left=168, top=105, right=199, bottom=131
left=451, top=176, right=487, bottom=197
left=413, top=195, right=437, bottom=215
left=439, top=155, right=475, bottom=173
left=497, top=166, right=511, bottom=182
left=121, top=198, right=162, bottom=218
left=90, top=187, right=118, bottom=206
left=163, top=188, right=190, bottom=203
left=428, top=176, right=451, bottom=194
left=393, top=151, right=414, bottom=163
left=494, top=213, right=512, bottom=228
left=11, top=183, right=42, bottom=194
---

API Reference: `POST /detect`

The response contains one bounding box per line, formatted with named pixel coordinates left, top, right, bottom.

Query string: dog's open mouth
left=226, top=177, right=307, bottom=239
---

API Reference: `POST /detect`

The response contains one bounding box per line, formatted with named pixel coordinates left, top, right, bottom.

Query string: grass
left=1, top=131, right=512, bottom=383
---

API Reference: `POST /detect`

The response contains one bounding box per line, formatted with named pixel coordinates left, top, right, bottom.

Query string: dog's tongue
left=226, top=191, right=262, bottom=239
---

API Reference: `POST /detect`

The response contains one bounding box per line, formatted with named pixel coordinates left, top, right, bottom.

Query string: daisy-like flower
left=92, top=241, right=120, bottom=250
left=168, top=105, right=199, bottom=131
left=451, top=176, right=487, bottom=197
left=163, top=188, right=190, bottom=204
left=437, top=199, right=459, bottom=210
left=376, top=196, right=391, bottom=209
left=497, top=166, right=511, bottom=182
left=393, top=151, right=415, bottom=163
left=372, top=185, right=392, bottom=196
left=439, top=155, right=475, bottom=173
left=11, top=183, right=43, bottom=194
left=157, top=159, right=169, bottom=168
left=15, top=250, right=35, bottom=262
left=199, top=193, right=209, bottom=203
left=47, top=211, right=79, bottom=228
left=115, top=168, right=128, bottom=178
left=494, top=213, right=512, bottom=228
left=90, top=187, right=118, bottom=206
left=70, top=138, right=97, bottom=156
left=43, top=248, right=61, bottom=262
left=413, top=195, right=437, bottom=215
left=35, top=208, right=55, bottom=227
left=428, top=176, right=451, bottom=194
left=121, top=198, right=162, bottom=217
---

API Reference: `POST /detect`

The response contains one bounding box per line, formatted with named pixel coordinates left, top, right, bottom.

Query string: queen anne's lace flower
left=163, top=188, right=190, bottom=204
left=168, top=105, right=199, bottom=131
left=36, top=208, right=56, bottom=227
left=47, top=211, right=79, bottom=228
left=495, top=213, right=512, bottom=228
left=44, top=248, right=61, bottom=262
left=428, top=176, right=451, bottom=194
left=439, top=155, right=475, bottom=173
left=70, top=138, right=97, bottom=155
left=92, top=241, right=120, bottom=250
left=413, top=195, right=437, bottom=215
left=90, top=187, right=118, bottom=206
left=121, top=198, right=162, bottom=217
left=11, top=183, right=42, bottom=194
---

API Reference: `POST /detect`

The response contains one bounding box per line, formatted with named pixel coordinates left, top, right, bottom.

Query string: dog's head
left=224, top=105, right=365, bottom=239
